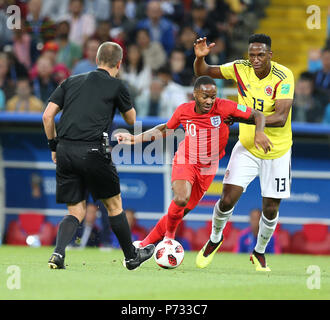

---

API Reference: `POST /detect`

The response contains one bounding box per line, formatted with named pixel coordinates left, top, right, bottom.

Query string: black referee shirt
left=49, top=68, right=132, bottom=141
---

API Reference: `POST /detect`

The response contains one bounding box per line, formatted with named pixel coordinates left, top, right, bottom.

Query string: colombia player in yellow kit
left=194, top=34, right=294, bottom=271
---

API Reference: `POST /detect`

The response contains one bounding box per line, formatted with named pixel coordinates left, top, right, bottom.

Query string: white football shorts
left=223, top=141, right=291, bottom=199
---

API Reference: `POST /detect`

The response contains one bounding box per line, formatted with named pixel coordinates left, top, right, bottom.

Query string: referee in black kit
left=42, top=42, right=155, bottom=270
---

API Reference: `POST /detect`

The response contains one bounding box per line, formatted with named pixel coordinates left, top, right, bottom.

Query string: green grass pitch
left=0, top=245, right=329, bottom=300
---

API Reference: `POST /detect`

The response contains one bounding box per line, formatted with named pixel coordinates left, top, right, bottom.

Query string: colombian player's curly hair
left=248, top=34, right=272, bottom=49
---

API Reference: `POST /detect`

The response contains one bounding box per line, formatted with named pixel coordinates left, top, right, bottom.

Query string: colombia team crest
left=264, top=85, right=273, bottom=96
left=210, top=116, right=221, bottom=127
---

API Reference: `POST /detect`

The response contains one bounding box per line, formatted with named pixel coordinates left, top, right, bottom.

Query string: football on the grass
left=154, top=239, right=184, bottom=269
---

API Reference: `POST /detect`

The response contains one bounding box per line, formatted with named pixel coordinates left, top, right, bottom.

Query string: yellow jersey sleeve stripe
left=273, top=66, right=287, bottom=78
left=272, top=66, right=287, bottom=80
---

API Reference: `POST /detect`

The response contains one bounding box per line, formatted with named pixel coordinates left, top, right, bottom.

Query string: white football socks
left=254, top=212, right=279, bottom=254
left=210, top=199, right=234, bottom=243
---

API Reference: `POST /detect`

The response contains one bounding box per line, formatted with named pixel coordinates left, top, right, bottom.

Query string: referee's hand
left=114, top=132, right=135, bottom=145
left=51, top=152, right=56, bottom=164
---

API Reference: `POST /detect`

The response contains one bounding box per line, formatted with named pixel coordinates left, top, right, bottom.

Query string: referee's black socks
left=54, top=214, right=80, bottom=257
left=108, top=211, right=136, bottom=260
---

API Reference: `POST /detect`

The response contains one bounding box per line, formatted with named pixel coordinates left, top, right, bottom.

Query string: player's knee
left=262, top=205, right=278, bottom=220
left=219, top=195, right=235, bottom=212
left=173, top=195, right=189, bottom=208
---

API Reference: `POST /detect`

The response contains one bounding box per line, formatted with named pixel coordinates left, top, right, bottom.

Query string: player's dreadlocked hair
left=194, top=76, right=216, bottom=90
left=248, top=34, right=272, bottom=49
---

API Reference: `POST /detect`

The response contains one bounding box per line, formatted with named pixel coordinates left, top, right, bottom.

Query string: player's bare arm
left=225, top=99, right=293, bottom=129
left=43, top=102, right=61, bottom=164
left=193, top=37, right=225, bottom=79
left=115, top=123, right=174, bottom=145
left=250, top=109, right=273, bottom=154
left=225, top=109, right=273, bottom=153
left=265, top=99, right=293, bottom=127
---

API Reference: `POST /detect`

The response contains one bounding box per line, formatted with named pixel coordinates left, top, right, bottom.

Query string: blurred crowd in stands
left=295, top=46, right=330, bottom=124
left=0, top=0, right=329, bottom=123
left=0, top=0, right=250, bottom=118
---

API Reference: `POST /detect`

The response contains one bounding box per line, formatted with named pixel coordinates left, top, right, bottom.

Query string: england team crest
left=210, top=116, right=221, bottom=127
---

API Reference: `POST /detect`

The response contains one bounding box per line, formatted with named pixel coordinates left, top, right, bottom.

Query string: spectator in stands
left=313, top=47, right=330, bottom=93
left=0, top=52, right=15, bottom=101
left=308, top=48, right=322, bottom=73
left=46, top=42, right=71, bottom=84
left=121, top=43, right=152, bottom=101
left=63, top=0, right=96, bottom=46
left=6, top=77, right=44, bottom=112
left=29, top=41, right=71, bottom=84
left=136, top=65, right=188, bottom=118
left=292, top=72, right=326, bottom=123
left=93, top=20, right=126, bottom=59
left=135, top=77, right=164, bottom=117
left=155, top=65, right=188, bottom=118
left=205, top=35, right=227, bottom=66
left=323, top=103, right=330, bottom=124
left=137, top=0, right=176, bottom=55
left=72, top=37, right=100, bottom=75
left=208, top=0, right=231, bottom=26
left=70, top=203, right=101, bottom=248
left=185, top=2, right=217, bottom=40
left=109, top=0, right=136, bottom=43
left=41, top=0, right=69, bottom=22
left=42, top=0, right=110, bottom=23
left=169, top=48, right=194, bottom=86
left=234, top=208, right=280, bottom=254
left=5, top=49, right=29, bottom=83
left=12, top=20, right=32, bottom=69
left=125, top=0, right=137, bottom=20
left=83, top=0, right=111, bottom=22
left=93, top=20, right=112, bottom=43
left=135, top=28, right=166, bottom=71
left=177, top=25, right=198, bottom=72
left=110, top=209, right=148, bottom=248
left=0, top=87, right=5, bottom=110
left=160, top=0, right=184, bottom=25
left=25, top=0, right=56, bottom=63
left=0, top=3, right=13, bottom=49
left=32, top=55, right=57, bottom=105
left=55, top=20, right=83, bottom=69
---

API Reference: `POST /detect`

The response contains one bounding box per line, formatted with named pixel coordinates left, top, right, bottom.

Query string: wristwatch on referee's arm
left=47, top=138, right=58, bottom=152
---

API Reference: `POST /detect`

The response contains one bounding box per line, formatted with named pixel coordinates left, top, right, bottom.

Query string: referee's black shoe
left=124, top=244, right=155, bottom=270
left=48, top=253, right=66, bottom=269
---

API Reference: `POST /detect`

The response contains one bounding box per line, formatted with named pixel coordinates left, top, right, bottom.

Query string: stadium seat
left=274, top=223, right=291, bottom=253
left=290, top=224, right=330, bottom=255
left=176, top=221, right=196, bottom=250
left=192, top=221, right=240, bottom=252
left=5, top=212, right=56, bottom=246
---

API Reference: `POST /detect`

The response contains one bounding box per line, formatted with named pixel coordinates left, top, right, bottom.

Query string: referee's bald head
left=96, top=42, right=123, bottom=68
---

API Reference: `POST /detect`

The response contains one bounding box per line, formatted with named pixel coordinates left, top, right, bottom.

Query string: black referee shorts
left=55, top=140, right=120, bottom=204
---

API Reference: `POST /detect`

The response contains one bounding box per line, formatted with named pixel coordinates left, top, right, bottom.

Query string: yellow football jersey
left=220, top=60, right=294, bottom=159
